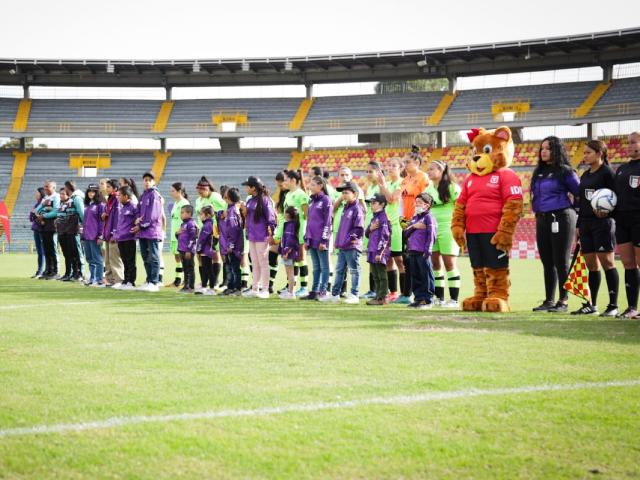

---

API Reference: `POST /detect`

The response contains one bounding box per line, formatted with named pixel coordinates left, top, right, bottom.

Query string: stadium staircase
left=12, top=99, right=32, bottom=132
left=151, top=101, right=174, bottom=133
left=426, top=92, right=457, bottom=126
left=289, top=98, right=315, bottom=131
left=574, top=82, right=612, bottom=118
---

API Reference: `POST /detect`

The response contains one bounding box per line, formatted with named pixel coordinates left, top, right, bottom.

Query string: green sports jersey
left=195, top=192, right=225, bottom=228
left=424, top=182, right=460, bottom=225
left=385, top=179, right=402, bottom=224
left=170, top=197, right=190, bottom=238
left=282, top=188, right=309, bottom=243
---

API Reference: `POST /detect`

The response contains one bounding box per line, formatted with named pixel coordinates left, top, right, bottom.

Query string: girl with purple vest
left=365, top=193, right=391, bottom=305
left=220, top=187, right=245, bottom=296
left=176, top=204, right=198, bottom=294
left=302, top=176, right=333, bottom=301
left=196, top=205, right=216, bottom=295
left=404, top=193, right=437, bottom=309
left=114, top=186, right=138, bottom=290
left=82, top=184, right=106, bottom=287
left=102, top=179, right=124, bottom=288
left=242, top=176, right=277, bottom=299
left=278, top=206, right=301, bottom=300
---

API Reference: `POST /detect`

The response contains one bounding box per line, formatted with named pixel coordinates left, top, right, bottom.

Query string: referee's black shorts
left=579, top=217, right=616, bottom=254
left=614, top=211, right=640, bottom=248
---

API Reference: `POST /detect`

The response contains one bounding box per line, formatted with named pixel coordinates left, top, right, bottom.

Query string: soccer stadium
left=1, top=4, right=640, bottom=478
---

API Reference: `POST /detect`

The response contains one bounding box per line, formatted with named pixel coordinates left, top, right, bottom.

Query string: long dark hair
left=310, top=175, right=329, bottom=196
left=171, top=182, right=188, bottom=200
left=275, top=171, right=288, bottom=214
left=84, top=187, right=105, bottom=206
left=252, top=181, right=270, bottom=222
left=285, top=206, right=300, bottom=241
left=531, top=136, right=574, bottom=202
left=285, top=169, right=303, bottom=191
left=120, top=177, right=140, bottom=199
left=311, top=166, right=330, bottom=180
left=431, top=160, right=452, bottom=204
left=585, top=140, right=609, bottom=165
left=197, top=175, right=216, bottom=193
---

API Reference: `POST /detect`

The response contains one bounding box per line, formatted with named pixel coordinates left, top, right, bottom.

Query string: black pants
left=118, top=240, right=137, bottom=286
left=200, top=255, right=213, bottom=289
left=180, top=252, right=195, bottom=289
left=536, top=209, right=576, bottom=303
left=58, top=233, right=80, bottom=277
left=409, top=252, right=435, bottom=303
left=41, top=231, right=58, bottom=275
left=401, top=232, right=413, bottom=297
left=225, top=253, right=242, bottom=291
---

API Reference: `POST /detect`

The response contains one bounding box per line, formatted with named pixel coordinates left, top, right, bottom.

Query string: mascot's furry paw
left=462, top=297, right=485, bottom=311
left=451, top=226, right=466, bottom=250
left=490, top=231, right=512, bottom=253
left=481, top=297, right=510, bottom=312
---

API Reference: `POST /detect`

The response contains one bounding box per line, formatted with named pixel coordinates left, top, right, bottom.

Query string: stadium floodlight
left=241, top=61, right=250, bottom=72
left=106, top=62, right=115, bottom=73
left=416, top=58, right=428, bottom=68
left=284, top=60, right=293, bottom=71
left=192, top=62, right=201, bottom=73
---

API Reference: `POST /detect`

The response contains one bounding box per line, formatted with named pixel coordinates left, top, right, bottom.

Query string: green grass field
left=1, top=253, right=639, bottom=479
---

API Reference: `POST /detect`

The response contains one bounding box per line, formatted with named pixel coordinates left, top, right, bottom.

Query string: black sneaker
left=173, top=278, right=181, bottom=288
left=532, top=300, right=555, bottom=312
left=600, top=304, right=619, bottom=317
left=300, top=292, right=318, bottom=301
left=571, top=303, right=598, bottom=315
left=407, top=301, right=421, bottom=308
left=547, top=301, right=568, bottom=313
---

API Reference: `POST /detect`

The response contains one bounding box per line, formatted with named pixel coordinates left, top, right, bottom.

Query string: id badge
left=551, top=221, right=559, bottom=234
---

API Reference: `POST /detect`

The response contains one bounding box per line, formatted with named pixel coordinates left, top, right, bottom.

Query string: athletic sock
left=175, top=265, right=183, bottom=282
left=588, top=270, right=602, bottom=306
left=199, top=266, right=206, bottom=288
left=369, top=272, right=374, bottom=292
left=296, top=262, right=308, bottom=289
left=269, top=251, right=278, bottom=291
left=241, top=265, right=249, bottom=289
left=447, top=268, right=461, bottom=301
left=399, top=272, right=409, bottom=297
left=212, top=262, right=221, bottom=288
left=434, top=269, right=445, bottom=301
left=625, top=268, right=639, bottom=309
left=604, top=267, right=619, bottom=307
left=387, top=269, right=398, bottom=294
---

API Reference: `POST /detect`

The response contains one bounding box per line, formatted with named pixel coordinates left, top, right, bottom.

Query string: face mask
left=415, top=207, right=425, bottom=214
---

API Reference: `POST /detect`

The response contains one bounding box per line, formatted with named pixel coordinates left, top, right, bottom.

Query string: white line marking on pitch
left=1, top=379, right=638, bottom=439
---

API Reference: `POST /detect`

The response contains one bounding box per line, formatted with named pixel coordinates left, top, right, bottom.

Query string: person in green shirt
left=375, top=157, right=407, bottom=303
left=168, top=182, right=190, bottom=287
left=195, top=176, right=226, bottom=289
left=425, top=159, right=462, bottom=308
left=269, top=171, right=288, bottom=293
left=275, top=170, right=310, bottom=296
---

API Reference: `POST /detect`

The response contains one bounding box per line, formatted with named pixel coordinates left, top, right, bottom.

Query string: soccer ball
left=590, top=188, right=617, bottom=213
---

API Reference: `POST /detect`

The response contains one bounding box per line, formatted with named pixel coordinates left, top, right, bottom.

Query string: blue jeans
left=139, top=239, right=160, bottom=284
left=84, top=240, right=104, bottom=283
left=409, top=253, right=435, bottom=303
left=33, top=231, right=45, bottom=274
left=308, top=247, right=330, bottom=293
left=331, top=249, right=361, bottom=297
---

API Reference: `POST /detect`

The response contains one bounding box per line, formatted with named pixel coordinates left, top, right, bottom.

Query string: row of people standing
left=531, top=132, right=640, bottom=318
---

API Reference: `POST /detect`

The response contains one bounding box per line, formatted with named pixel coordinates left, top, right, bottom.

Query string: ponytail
left=586, top=139, right=609, bottom=165
left=311, top=175, right=329, bottom=196
left=171, top=182, right=189, bottom=201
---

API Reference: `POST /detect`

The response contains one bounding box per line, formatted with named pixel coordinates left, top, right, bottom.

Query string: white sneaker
left=111, top=282, right=122, bottom=290
left=91, top=283, right=106, bottom=288
left=432, top=298, right=442, bottom=306
left=146, top=283, right=159, bottom=292
left=319, top=294, right=340, bottom=303
left=203, top=288, right=216, bottom=296
left=279, top=291, right=296, bottom=300
left=214, top=285, right=227, bottom=293
left=441, top=299, right=459, bottom=308
left=343, top=294, right=360, bottom=304
left=157, top=283, right=165, bottom=288
left=242, top=289, right=258, bottom=298
left=256, top=290, right=270, bottom=299
left=120, top=283, right=135, bottom=291
left=137, top=282, right=150, bottom=291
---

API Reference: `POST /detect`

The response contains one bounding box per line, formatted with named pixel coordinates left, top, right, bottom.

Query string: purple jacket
left=137, top=187, right=163, bottom=240
left=116, top=200, right=138, bottom=242
left=245, top=195, right=276, bottom=242
left=219, top=205, right=244, bottom=259
left=176, top=217, right=198, bottom=254
left=335, top=200, right=365, bottom=251
left=196, top=217, right=215, bottom=258
left=404, top=211, right=437, bottom=256
left=365, top=210, right=391, bottom=264
left=304, top=192, right=332, bottom=249
left=82, top=202, right=105, bottom=241
left=103, top=193, right=119, bottom=241
left=279, top=221, right=301, bottom=260
left=531, top=166, right=580, bottom=213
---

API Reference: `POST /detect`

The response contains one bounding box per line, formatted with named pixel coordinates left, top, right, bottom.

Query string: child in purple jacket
left=279, top=206, right=301, bottom=300
left=220, top=187, right=245, bottom=295
left=82, top=184, right=106, bottom=287
left=176, top=204, right=198, bottom=294
left=196, top=205, right=215, bottom=295
left=115, top=186, right=138, bottom=290
left=364, top=193, right=391, bottom=305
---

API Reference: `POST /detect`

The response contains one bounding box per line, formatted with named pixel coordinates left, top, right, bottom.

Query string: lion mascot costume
left=451, top=126, right=523, bottom=312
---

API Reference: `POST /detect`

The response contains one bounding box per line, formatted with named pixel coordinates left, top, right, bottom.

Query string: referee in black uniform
left=613, top=131, right=640, bottom=319
left=573, top=140, right=619, bottom=316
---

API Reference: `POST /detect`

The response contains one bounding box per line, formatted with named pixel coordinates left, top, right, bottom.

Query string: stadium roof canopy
left=1, top=28, right=640, bottom=88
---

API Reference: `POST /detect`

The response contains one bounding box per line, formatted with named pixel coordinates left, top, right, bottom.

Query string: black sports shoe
left=571, top=303, right=598, bottom=315
left=547, top=301, right=568, bottom=313
left=300, top=292, right=318, bottom=301
left=600, top=304, right=619, bottom=317
left=532, top=300, right=555, bottom=312
left=173, top=278, right=181, bottom=287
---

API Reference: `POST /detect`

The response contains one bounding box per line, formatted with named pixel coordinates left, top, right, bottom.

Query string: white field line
left=0, top=299, right=144, bottom=311
left=1, top=379, right=638, bottom=439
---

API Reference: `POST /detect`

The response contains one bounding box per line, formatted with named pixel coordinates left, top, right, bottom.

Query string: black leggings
left=181, top=253, right=195, bottom=289
left=536, top=209, right=576, bottom=303
left=199, top=255, right=213, bottom=289
left=118, top=240, right=137, bottom=286
left=58, top=234, right=80, bottom=277
left=41, top=231, right=58, bottom=275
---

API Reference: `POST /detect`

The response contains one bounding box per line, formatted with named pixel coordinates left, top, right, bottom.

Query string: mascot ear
left=494, top=126, right=512, bottom=142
